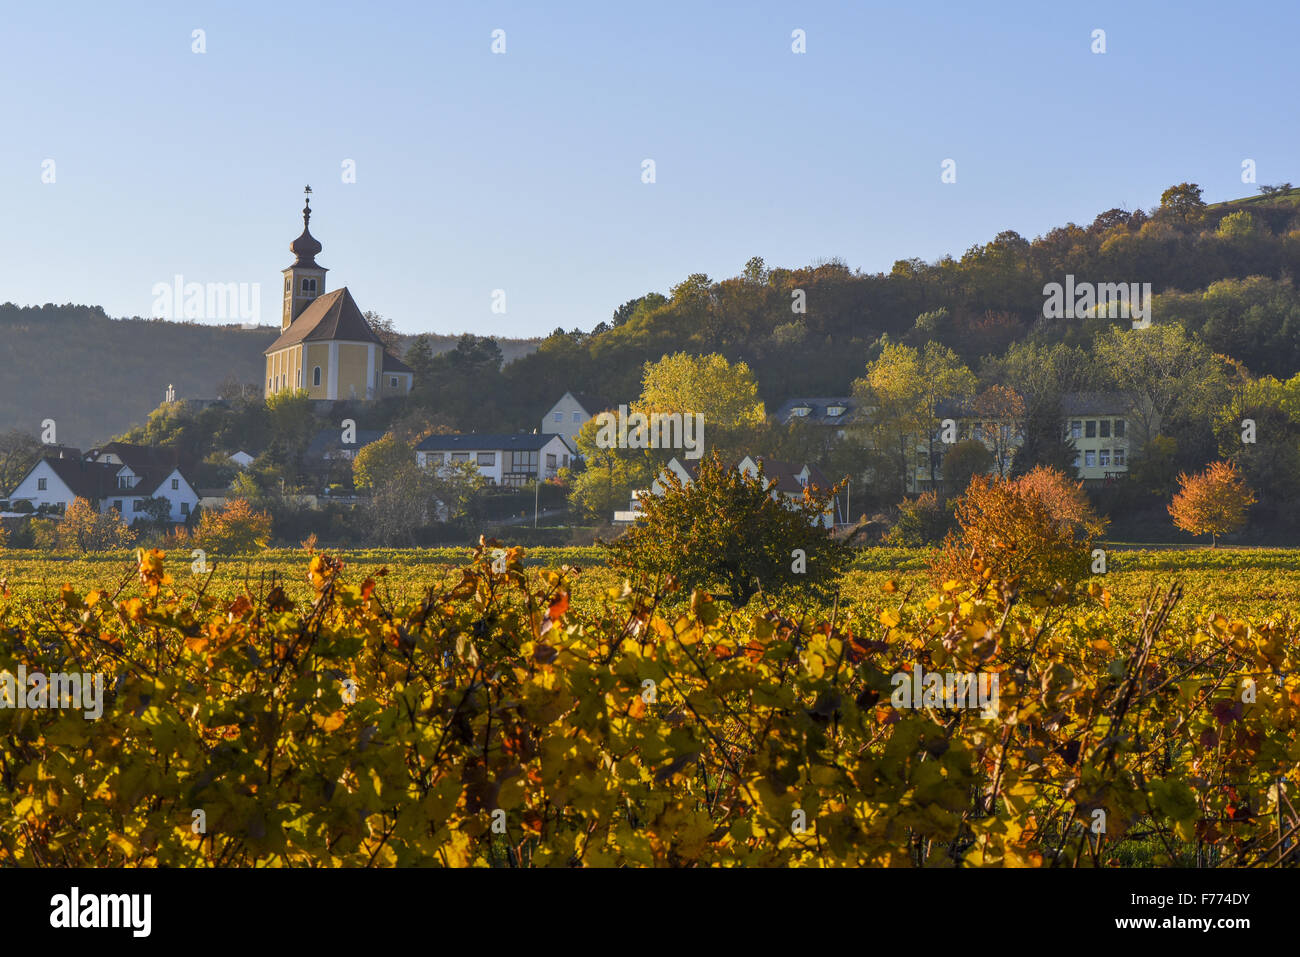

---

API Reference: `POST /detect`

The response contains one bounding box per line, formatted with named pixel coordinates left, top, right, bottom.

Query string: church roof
left=383, top=351, right=414, bottom=374
left=265, top=287, right=385, bottom=353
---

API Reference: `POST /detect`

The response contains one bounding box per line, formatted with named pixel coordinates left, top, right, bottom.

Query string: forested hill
left=486, top=184, right=1300, bottom=430
left=5, top=183, right=1300, bottom=447
left=0, top=304, right=539, bottom=447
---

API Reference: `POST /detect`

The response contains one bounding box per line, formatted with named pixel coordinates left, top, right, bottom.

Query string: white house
left=228, top=451, right=255, bottom=468
left=541, top=392, right=607, bottom=447
left=643, top=454, right=835, bottom=527
left=10, top=443, right=199, bottom=523
left=416, top=433, right=573, bottom=488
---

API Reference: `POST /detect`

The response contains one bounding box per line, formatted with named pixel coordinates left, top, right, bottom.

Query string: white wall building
left=416, top=433, right=573, bottom=488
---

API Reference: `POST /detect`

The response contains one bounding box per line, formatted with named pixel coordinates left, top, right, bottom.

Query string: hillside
left=0, top=303, right=539, bottom=447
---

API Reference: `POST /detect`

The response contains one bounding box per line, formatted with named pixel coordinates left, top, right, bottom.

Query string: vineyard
left=1, top=544, right=1298, bottom=866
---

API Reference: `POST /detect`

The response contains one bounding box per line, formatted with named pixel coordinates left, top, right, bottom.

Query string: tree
left=853, top=342, right=975, bottom=497
left=931, top=467, right=1108, bottom=597
left=0, top=430, right=43, bottom=494
left=971, top=385, right=1025, bottom=477
left=566, top=415, right=657, bottom=522
left=352, top=434, right=415, bottom=491
left=1156, top=183, right=1206, bottom=227
left=607, top=452, right=848, bottom=606
left=193, top=499, right=272, bottom=553
left=941, top=439, right=995, bottom=495
left=635, top=352, right=765, bottom=434
left=363, top=311, right=402, bottom=356
left=56, top=498, right=134, bottom=551
left=1094, top=323, right=1226, bottom=449
left=1168, top=461, right=1256, bottom=547
left=886, top=491, right=954, bottom=546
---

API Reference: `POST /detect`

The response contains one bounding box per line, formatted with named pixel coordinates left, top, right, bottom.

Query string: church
left=264, top=190, right=414, bottom=400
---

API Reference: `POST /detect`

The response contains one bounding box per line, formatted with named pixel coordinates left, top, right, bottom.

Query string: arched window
left=302, top=277, right=317, bottom=294
left=313, top=366, right=322, bottom=386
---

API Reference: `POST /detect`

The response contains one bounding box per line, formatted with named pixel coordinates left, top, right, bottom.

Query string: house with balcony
left=416, top=433, right=573, bottom=487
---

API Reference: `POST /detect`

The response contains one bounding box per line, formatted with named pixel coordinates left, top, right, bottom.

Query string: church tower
left=281, top=186, right=328, bottom=331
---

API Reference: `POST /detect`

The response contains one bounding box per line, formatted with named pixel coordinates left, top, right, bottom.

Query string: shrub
left=931, top=467, right=1107, bottom=597
left=607, top=452, right=848, bottom=605
left=886, top=491, right=954, bottom=546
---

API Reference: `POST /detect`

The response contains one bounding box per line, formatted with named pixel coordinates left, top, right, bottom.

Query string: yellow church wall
left=337, top=343, right=372, bottom=399
left=304, top=343, right=330, bottom=398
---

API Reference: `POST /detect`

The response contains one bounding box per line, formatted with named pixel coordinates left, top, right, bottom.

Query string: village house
left=416, top=433, right=573, bottom=487
left=8, top=442, right=199, bottom=523
left=541, top=391, right=607, bottom=447
left=639, top=454, right=836, bottom=527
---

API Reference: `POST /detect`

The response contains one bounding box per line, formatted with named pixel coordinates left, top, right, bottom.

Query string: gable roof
left=382, top=351, right=414, bottom=374
left=264, top=287, right=384, bottom=353
left=83, top=443, right=194, bottom=498
left=416, top=432, right=565, bottom=453
left=306, top=428, right=386, bottom=460
left=1061, top=391, right=1133, bottom=416
left=39, top=458, right=120, bottom=500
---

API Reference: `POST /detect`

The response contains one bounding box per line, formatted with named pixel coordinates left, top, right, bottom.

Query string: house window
left=112, top=500, right=123, bottom=512
left=313, top=367, right=322, bottom=386
left=1070, top=421, right=1082, bottom=439
left=511, top=450, right=539, bottom=473
left=171, top=478, right=179, bottom=490
left=181, top=502, right=189, bottom=515
left=1114, top=448, right=1126, bottom=467
left=390, top=377, right=398, bottom=388
left=827, top=406, right=845, bottom=417
left=563, top=455, right=570, bottom=468
left=1114, top=419, right=1126, bottom=438
left=1085, top=420, right=1097, bottom=438
left=793, top=407, right=810, bottom=417
left=1099, top=449, right=1111, bottom=468
left=451, top=452, right=470, bottom=463
left=553, top=412, right=564, bottom=423
left=37, top=478, right=47, bottom=491
left=546, top=453, right=557, bottom=468
left=477, top=452, right=495, bottom=466
left=1099, top=420, right=1111, bottom=438
left=572, top=411, right=582, bottom=422
left=133, top=499, right=143, bottom=512
left=1073, top=452, right=1082, bottom=468
left=423, top=452, right=444, bottom=466
left=118, top=475, right=132, bottom=489
left=268, top=377, right=272, bottom=390
left=1084, top=451, right=1097, bottom=468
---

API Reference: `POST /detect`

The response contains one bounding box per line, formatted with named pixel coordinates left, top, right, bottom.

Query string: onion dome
left=289, top=193, right=322, bottom=266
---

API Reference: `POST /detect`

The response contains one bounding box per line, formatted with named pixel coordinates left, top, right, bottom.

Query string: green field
left=3, top=544, right=1297, bottom=628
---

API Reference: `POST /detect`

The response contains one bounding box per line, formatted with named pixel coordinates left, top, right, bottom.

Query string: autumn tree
left=608, top=452, right=848, bottom=606
left=854, top=341, right=975, bottom=497
left=1168, top=461, right=1256, bottom=547
left=634, top=352, right=765, bottom=455
left=931, top=467, right=1108, bottom=597
left=941, top=439, right=995, bottom=495
left=56, top=498, right=134, bottom=551
left=193, top=499, right=272, bottom=553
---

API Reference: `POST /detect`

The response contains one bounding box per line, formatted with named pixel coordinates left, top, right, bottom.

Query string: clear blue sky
left=3, top=0, right=1296, bottom=338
